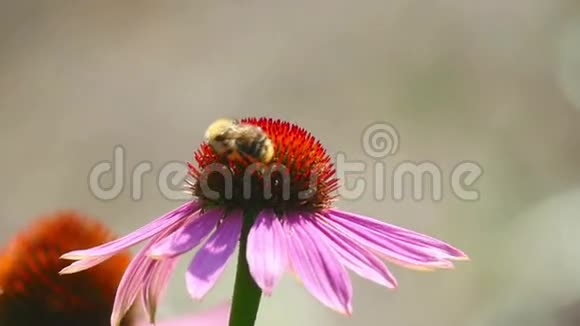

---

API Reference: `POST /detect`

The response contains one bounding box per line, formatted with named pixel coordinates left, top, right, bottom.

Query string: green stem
left=228, top=210, right=262, bottom=326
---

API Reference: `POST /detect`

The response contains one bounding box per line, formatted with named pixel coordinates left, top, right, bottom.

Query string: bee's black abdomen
left=237, top=135, right=268, bottom=161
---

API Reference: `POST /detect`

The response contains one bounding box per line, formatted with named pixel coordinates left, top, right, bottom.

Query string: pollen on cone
left=0, top=211, right=134, bottom=326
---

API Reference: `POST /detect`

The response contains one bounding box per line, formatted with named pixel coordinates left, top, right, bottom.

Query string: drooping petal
left=329, top=209, right=468, bottom=260
left=186, top=211, right=242, bottom=300
left=111, top=245, right=157, bottom=326
left=136, top=301, right=231, bottom=326
left=312, top=217, right=397, bottom=289
left=246, top=209, right=288, bottom=295
left=285, top=213, right=352, bottom=315
left=111, top=225, right=181, bottom=326
left=141, top=256, right=178, bottom=324
left=148, top=209, right=223, bottom=258
left=323, top=212, right=455, bottom=270
left=61, top=201, right=199, bottom=261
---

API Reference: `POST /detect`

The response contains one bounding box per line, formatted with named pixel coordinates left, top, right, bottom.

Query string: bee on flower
left=204, top=118, right=275, bottom=165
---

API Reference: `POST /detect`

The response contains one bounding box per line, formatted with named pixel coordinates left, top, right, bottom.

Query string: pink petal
left=329, top=209, right=468, bottom=260
left=246, top=209, right=288, bottom=295
left=148, top=209, right=223, bottom=258
left=58, top=254, right=112, bottom=274
left=135, top=301, right=231, bottom=326
left=111, top=245, right=157, bottom=326
left=313, top=218, right=397, bottom=289
left=186, top=211, right=242, bottom=300
left=61, top=201, right=199, bottom=261
left=323, top=212, right=455, bottom=270
left=284, top=213, right=352, bottom=315
left=111, top=227, right=180, bottom=326
left=141, top=257, right=178, bottom=324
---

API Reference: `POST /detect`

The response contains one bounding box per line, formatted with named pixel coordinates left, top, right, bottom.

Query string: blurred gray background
left=2, top=1, right=580, bottom=325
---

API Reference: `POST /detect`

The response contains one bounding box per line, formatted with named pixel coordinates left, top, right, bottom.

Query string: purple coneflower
left=60, top=117, right=468, bottom=325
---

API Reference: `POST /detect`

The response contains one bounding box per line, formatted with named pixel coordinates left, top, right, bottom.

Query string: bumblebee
left=204, top=118, right=275, bottom=164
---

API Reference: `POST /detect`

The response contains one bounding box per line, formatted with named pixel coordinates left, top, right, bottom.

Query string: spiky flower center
left=189, top=117, right=338, bottom=214
left=0, top=212, right=134, bottom=326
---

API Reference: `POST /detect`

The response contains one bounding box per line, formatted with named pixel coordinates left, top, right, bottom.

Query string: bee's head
left=204, top=118, right=239, bottom=140
left=204, top=118, right=239, bottom=154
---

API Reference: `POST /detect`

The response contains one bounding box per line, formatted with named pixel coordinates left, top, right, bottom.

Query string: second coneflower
left=0, top=211, right=231, bottom=326
left=61, top=117, right=468, bottom=326
left=0, top=211, right=135, bottom=326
